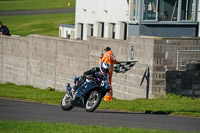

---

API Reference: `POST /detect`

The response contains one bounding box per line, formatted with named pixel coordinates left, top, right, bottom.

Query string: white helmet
left=100, top=62, right=110, bottom=73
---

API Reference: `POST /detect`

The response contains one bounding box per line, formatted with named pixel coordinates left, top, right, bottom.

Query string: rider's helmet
left=73, top=76, right=80, bottom=84
left=100, top=62, right=110, bottom=73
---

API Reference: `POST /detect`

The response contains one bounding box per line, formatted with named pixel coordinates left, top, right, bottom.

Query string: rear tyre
left=61, top=93, right=73, bottom=111
left=85, top=90, right=102, bottom=112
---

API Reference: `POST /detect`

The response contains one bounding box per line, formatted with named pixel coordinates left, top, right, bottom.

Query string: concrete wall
left=0, top=35, right=153, bottom=99
left=28, top=35, right=90, bottom=91
left=0, top=35, right=200, bottom=99
left=0, top=35, right=89, bottom=92
left=88, top=37, right=154, bottom=99
left=0, top=36, right=29, bottom=85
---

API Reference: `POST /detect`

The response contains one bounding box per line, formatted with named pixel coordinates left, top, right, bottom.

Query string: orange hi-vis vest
left=99, top=50, right=117, bottom=70
left=99, top=50, right=117, bottom=101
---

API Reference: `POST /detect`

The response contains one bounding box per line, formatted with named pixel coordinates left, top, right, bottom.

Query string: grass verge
left=99, top=94, right=200, bottom=117
left=0, top=83, right=200, bottom=117
left=0, top=13, right=75, bottom=37
left=0, top=83, right=64, bottom=105
left=0, top=0, right=75, bottom=11
left=0, top=120, right=195, bottom=133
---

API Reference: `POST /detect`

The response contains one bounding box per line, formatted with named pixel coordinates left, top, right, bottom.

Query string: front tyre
left=85, top=90, right=102, bottom=112
left=61, top=93, right=73, bottom=111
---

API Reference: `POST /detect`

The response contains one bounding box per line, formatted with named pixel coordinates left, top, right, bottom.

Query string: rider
left=71, top=62, right=110, bottom=92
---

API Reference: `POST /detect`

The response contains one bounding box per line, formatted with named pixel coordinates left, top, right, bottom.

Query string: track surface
left=0, top=98, right=200, bottom=132
left=0, top=8, right=75, bottom=16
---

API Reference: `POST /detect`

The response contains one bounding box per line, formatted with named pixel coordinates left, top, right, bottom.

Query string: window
left=133, top=0, right=136, bottom=20
left=143, top=0, right=157, bottom=20
left=98, top=22, right=104, bottom=37
left=66, top=30, right=69, bottom=38
left=70, top=30, right=75, bottom=39
left=67, top=34, right=70, bottom=39
left=181, top=0, right=195, bottom=21
left=158, top=0, right=178, bottom=21
left=77, top=23, right=83, bottom=40
left=119, top=22, right=127, bottom=40
left=129, top=0, right=133, bottom=20
left=108, top=23, right=115, bottom=39
left=141, top=0, right=197, bottom=22
left=87, top=24, right=94, bottom=37
left=129, top=0, right=138, bottom=21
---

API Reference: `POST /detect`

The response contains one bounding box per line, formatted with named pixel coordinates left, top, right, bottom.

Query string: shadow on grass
left=95, top=109, right=173, bottom=115
left=95, top=110, right=143, bottom=114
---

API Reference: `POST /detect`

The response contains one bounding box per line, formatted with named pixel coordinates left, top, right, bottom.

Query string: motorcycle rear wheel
left=61, top=93, right=73, bottom=111
left=85, top=90, right=102, bottom=112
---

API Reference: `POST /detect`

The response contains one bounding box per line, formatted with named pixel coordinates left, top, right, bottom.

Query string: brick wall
left=153, top=38, right=200, bottom=97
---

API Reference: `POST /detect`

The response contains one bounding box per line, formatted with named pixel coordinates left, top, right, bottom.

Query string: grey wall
left=128, top=24, right=140, bottom=36
left=129, top=24, right=198, bottom=37
left=0, top=35, right=200, bottom=99
left=28, top=35, right=90, bottom=91
left=0, top=36, right=29, bottom=85
left=0, top=35, right=89, bottom=92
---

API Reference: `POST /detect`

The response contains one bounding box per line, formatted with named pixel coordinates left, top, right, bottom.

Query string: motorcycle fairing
left=71, top=80, right=98, bottom=107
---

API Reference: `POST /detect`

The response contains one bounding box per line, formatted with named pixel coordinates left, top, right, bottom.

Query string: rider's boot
left=71, top=86, right=78, bottom=99
left=71, top=86, right=76, bottom=93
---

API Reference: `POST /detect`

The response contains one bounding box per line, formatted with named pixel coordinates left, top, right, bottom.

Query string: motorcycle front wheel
left=61, top=93, right=73, bottom=111
left=85, top=90, right=102, bottom=112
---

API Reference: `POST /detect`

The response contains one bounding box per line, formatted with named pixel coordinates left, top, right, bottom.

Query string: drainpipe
left=131, top=45, right=134, bottom=60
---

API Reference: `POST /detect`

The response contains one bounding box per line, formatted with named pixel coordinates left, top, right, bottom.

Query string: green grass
left=0, top=0, right=75, bottom=11
left=0, top=120, right=195, bottom=133
left=0, top=83, right=64, bottom=105
left=0, top=83, right=200, bottom=117
left=0, top=13, right=75, bottom=37
left=99, top=95, right=200, bottom=117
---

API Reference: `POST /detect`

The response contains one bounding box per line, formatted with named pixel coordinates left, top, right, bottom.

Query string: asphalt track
left=0, top=8, right=75, bottom=16
left=0, top=98, right=200, bottom=132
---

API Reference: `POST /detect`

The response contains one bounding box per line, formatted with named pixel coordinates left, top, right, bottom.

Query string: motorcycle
left=60, top=74, right=111, bottom=112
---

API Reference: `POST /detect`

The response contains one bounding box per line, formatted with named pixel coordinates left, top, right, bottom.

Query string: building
left=75, top=0, right=200, bottom=40
left=59, top=24, right=75, bottom=39
left=75, top=0, right=129, bottom=40
left=129, top=0, right=199, bottom=37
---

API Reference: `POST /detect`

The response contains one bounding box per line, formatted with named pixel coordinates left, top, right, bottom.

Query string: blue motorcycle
left=61, top=75, right=110, bottom=112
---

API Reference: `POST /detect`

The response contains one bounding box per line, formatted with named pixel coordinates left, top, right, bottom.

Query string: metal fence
left=176, top=50, right=200, bottom=71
